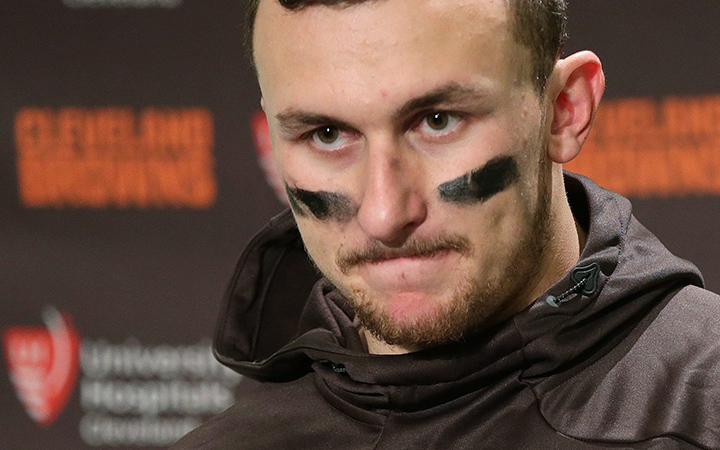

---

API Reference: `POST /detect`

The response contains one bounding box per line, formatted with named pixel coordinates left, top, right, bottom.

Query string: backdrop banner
left=1, top=1, right=719, bottom=448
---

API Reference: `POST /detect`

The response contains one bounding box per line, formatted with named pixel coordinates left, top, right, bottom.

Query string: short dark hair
left=245, top=0, right=568, bottom=93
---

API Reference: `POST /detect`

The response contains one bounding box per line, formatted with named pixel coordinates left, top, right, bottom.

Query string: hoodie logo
left=2, top=307, right=81, bottom=426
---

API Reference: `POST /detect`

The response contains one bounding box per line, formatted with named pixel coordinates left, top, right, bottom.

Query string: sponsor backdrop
left=1, top=1, right=718, bottom=448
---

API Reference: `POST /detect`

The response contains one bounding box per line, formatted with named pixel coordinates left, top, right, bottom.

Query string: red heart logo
left=3, top=307, right=81, bottom=426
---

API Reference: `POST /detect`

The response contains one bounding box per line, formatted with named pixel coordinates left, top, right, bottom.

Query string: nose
left=356, top=141, right=427, bottom=247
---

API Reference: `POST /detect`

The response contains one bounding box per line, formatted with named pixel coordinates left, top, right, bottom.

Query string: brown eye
left=426, top=112, right=450, bottom=130
left=316, top=126, right=339, bottom=144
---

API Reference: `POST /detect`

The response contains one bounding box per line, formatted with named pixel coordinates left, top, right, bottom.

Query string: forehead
left=254, top=0, right=525, bottom=116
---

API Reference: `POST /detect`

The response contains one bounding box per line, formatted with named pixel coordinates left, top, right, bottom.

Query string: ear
left=546, top=51, right=605, bottom=164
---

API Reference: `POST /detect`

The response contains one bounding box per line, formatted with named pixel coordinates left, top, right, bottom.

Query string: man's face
left=254, top=0, right=553, bottom=348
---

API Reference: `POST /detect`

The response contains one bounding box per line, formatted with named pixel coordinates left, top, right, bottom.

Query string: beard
left=328, top=151, right=553, bottom=349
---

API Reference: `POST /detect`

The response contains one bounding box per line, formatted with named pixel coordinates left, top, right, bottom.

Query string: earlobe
left=546, top=51, right=605, bottom=164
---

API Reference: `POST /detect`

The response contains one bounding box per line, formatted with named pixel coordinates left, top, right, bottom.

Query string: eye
left=310, top=125, right=355, bottom=151
left=427, top=112, right=450, bottom=130
left=418, top=111, right=461, bottom=135
left=315, top=126, right=339, bottom=144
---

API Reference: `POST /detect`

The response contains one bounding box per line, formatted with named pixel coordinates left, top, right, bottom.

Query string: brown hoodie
left=173, top=173, right=720, bottom=449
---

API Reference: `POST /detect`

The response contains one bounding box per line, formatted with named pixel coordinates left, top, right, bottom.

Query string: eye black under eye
left=316, top=126, right=340, bottom=144
left=426, top=112, right=450, bottom=130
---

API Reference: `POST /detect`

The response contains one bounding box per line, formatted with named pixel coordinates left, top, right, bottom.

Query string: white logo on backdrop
left=79, top=338, right=241, bottom=446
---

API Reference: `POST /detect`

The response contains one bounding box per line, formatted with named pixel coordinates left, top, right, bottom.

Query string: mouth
left=336, top=235, right=471, bottom=274
left=334, top=235, right=472, bottom=293
left=364, top=249, right=452, bottom=266
left=351, top=249, right=461, bottom=293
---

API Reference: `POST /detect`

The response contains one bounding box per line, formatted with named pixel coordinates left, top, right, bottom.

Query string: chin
left=380, top=291, right=452, bottom=324
left=348, top=278, right=492, bottom=348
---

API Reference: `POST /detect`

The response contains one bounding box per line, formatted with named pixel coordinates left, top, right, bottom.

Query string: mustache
left=335, top=235, right=472, bottom=274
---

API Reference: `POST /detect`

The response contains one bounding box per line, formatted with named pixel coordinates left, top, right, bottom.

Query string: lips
left=354, top=249, right=460, bottom=293
left=336, top=235, right=472, bottom=273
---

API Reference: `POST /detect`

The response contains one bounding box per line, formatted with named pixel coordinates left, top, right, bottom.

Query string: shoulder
left=170, top=373, right=383, bottom=449
left=638, top=285, right=720, bottom=387
left=170, top=377, right=313, bottom=449
left=539, top=285, right=720, bottom=448
left=652, top=285, right=720, bottom=355
left=669, top=284, right=720, bottom=315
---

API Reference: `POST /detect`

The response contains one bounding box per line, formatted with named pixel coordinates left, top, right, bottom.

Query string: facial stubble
left=336, top=145, right=553, bottom=349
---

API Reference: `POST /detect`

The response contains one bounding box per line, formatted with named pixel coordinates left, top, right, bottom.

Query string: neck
left=495, top=168, right=584, bottom=322
left=362, top=332, right=421, bottom=355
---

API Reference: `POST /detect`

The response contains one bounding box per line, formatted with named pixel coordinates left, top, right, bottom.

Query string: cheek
left=295, top=219, right=342, bottom=274
left=279, top=151, right=360, bottom=224
left=437, top=156, right=520, bottom=204
left=457, top=188, right=530, bottom=261
left=286, top=185, right=358, bottom=224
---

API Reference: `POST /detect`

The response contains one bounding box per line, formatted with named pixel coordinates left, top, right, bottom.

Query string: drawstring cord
left=546, top=277, right=589, bottom=307
left=546, top=262, right=601, bottom=308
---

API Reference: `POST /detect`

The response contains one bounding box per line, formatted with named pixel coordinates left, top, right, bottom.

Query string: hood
left=213, top=172, right=703, bottom=387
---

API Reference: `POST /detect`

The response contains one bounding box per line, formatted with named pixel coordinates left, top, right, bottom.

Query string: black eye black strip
left=285, top=185, right=357, bottom=223
left=438, top=156, right=519, bottom=204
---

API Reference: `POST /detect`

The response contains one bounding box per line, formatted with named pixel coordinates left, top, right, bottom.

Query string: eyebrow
left=275, top=111, right=355, bottom=136
left=392, top=82, right=490, bottom=122
left=274, top=82, right=490, bottom=135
